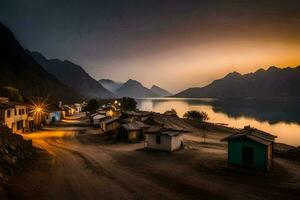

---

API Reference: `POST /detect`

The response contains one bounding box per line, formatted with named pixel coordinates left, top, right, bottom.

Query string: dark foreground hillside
left=0, top=22, right=82, bottom=102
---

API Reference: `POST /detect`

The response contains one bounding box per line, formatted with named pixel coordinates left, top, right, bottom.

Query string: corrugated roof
left=122, top=121, right=150, bottom=131
left=102, top=116, right=120, bottom=125
left=221, top=126, right=276, bottom=146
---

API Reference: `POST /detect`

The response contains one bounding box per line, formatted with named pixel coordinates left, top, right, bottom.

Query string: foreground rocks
left=0, top=125, right=38, bottom=199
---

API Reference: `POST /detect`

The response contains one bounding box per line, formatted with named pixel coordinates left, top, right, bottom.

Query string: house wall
left=3, top=105, right=28, bottom=133
left=170, top=135, right=183, bottom=151
left=128, top=130, right=143, bottom=141
left=106, top=121, right=121, bottom=133
left=145, top=134, right=172, bottom=151
left=45, top=111, right=61, bottom=125
left=228, top=139, right=268, bottom=171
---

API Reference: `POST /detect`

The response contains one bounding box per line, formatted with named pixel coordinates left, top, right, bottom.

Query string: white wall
left=171, top=135, right=183, bottom=151
left=145, top=133, right=183, bottom=152
left=146, top=134, right=172, bottom=151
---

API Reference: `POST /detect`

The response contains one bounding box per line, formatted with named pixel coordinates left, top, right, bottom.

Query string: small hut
left=221, top=126, right=277, bottom=171
left=144, top=127, right=185, bottom=152
left=100, top=116, right=121, bottom=133
left=121, top=121, right=150, bottom=142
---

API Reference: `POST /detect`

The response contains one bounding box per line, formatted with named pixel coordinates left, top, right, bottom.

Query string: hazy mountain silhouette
left=150, top=85, right=172, bottom=97
left=174, top=66, right=300, bottom=98
left=29, top=51, right=114, bottom=99
left=0, top=22, right=82, bottom=102
left=116, top=79, right=158, bottom=98
left=98, top=79, right=123, bottom=93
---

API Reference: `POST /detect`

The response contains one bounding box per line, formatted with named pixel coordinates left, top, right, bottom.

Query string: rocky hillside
left=174, top=66, right=300, bottom=98
left=29, top=51, right=115, bottom=99
left=0, top=125, right=37, bottom=181
left=0, top=22, right=82, bottom=103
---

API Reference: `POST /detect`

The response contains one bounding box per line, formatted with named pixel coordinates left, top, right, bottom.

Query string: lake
left=136, top=98, right=300, bottom=146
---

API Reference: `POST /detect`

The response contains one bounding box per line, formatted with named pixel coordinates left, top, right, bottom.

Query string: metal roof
left=221, top=126, right=276, bottom=146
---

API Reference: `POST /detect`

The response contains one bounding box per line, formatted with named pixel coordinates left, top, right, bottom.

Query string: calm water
left=137, top=98, right=300, bottom=146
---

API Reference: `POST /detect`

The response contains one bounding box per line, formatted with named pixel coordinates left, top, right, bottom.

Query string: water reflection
left=137, top=98, right=300, bottom=146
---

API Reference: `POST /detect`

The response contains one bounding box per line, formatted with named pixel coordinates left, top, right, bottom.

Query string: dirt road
left=8, top=113, right=300, bottom=200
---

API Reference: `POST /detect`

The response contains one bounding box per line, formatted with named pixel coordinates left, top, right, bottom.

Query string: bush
left=84, top=99, right=99, bottom=114
left=183, top=110, right=209, bottom=121
left=164, top=108, right=178, bottom=117
left=120, top=97, right=137, bottom=111
left=0, top=86, right=23, bottom=102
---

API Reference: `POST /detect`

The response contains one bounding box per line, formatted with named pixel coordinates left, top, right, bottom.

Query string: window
left=22, top=109, right=25, bottom=115
left=7, top=110, right=11, bottom=118
left=156, top=135, right=161, bottom=144
left=19, top=109, right=21, bottom=115
left=14, top=109, right=17, bottom=115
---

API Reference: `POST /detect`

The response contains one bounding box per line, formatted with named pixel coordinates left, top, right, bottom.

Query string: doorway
left=242, top=146, right=254, bottom=166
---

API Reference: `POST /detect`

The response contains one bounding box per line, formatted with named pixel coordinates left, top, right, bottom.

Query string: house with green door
left=221, top=126, right=277, bottom=171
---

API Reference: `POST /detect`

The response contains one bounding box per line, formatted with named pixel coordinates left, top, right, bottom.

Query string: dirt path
left=8, top=113, right=300, bottom=200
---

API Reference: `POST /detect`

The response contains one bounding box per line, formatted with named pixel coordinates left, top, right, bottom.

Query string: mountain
left=29, top=51, right=114, bottom=99
left=174, top=66, right=300, bottom=98
left=98, top=79, right=123, bottom=93
left=116, top=79, right=158, bottom=98
left=150, top=85, right=172, bottom=97
left=0, top=22, right=82, bottom=102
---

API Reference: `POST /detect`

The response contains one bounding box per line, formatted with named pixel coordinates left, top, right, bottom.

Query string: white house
left=74, top=103, right=82, bottom=112
left=144, top=127, right=184, bottom=152
left=0, top=100, right=34, bottom=133
left=45, top=110, right=62, bottom=125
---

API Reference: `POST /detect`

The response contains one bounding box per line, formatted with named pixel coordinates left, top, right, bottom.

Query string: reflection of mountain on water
left=209, top=98, right=300, bottom=125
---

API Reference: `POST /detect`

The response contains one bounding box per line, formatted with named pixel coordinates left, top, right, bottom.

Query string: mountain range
left=174, top=66, right=300, bottom=98
left=0, top=22, right=82, bottom=103
left=99, top=79, right=172, bottom=98
left=98, top=79, right=123, bottom=93
left=29, top=51, right=114, bottom=99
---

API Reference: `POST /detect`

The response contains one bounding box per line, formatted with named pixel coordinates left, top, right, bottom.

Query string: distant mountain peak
left=224, top=71, right=242, bottom=79
left=150, top=85, right=172, bottom=97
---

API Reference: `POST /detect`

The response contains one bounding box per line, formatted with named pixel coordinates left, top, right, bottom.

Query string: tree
left=84, top=99, right=99, bottom=114
left=121, top=97, right=137, bottom=111
left=0, top=86, right=23, bottom=102
left=183, top=110, right=209, bottom=121
left=164, top=108, right=178, bottom=117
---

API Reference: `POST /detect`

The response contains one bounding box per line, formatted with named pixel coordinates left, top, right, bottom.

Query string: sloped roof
left=102, top=116, right=120, bottom=125
left=122, top=121, right=150, bottom=131
left=221, top=126, right=277, bottom=146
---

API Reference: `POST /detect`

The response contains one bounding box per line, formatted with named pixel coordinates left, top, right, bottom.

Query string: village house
left=90, top=113, right=106, bottom=127
left=0, top=98, right=35, bottom=133
left=45, top=107, right=62, bottom=125
left=100, top=116, right=121, bottom=133
left=120, top=121, right=150, bottom=142
left=221, top=126, right=277, bottom=171
left=144, top=126, right=185, bottom=152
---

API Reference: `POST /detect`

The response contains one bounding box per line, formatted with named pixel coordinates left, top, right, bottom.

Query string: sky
left=1, top=0, right=300, bottom=93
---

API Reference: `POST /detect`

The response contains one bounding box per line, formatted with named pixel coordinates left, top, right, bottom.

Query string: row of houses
left=0, top=97, right=84, bottom=134
left=90, top=107, right=277, bottom=171
left=90, top=109, right=186, bottom=152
